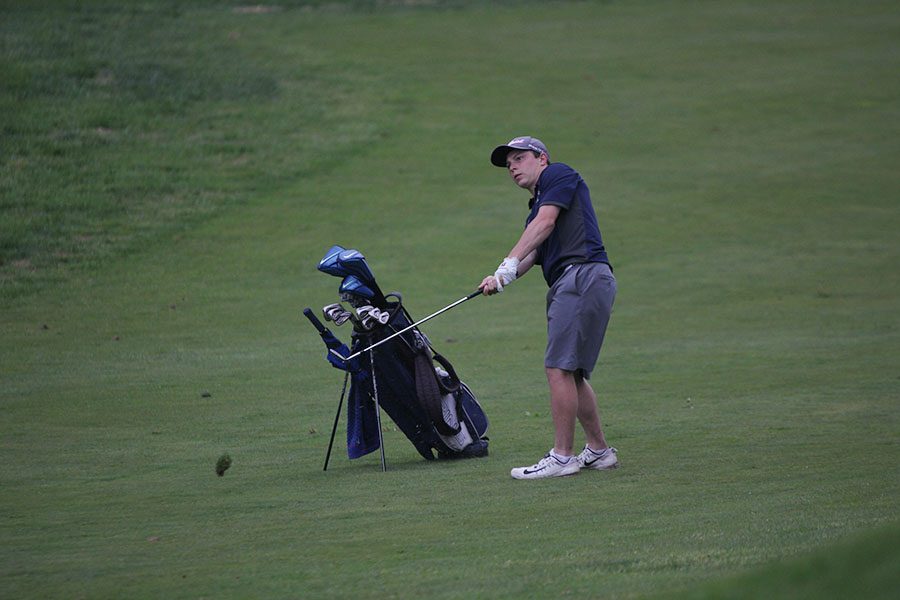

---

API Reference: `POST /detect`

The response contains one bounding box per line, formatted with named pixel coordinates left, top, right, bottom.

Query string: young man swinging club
left=479, top=136, right=619, bottom=479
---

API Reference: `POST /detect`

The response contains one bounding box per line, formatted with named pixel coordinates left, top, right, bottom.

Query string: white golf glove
left=493, top=257, right=519, bottom=292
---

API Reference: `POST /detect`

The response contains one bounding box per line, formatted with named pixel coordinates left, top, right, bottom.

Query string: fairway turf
left=2, top=1, right=899, bottom=598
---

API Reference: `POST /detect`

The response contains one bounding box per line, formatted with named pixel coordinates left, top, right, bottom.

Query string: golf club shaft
left=331, top=289, right=482, bottom=362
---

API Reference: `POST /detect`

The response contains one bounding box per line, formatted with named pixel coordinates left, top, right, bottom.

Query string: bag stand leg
left=323, top=371, right=350, bottom=472
left=370, top=351, right=387, bottom=472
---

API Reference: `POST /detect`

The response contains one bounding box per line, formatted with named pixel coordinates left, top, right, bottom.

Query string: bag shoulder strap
left=413, top=350, right=461, bottom=436
left=431, top=352, right=461, bottom=393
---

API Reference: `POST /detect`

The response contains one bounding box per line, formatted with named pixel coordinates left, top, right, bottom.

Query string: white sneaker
left=577, top=445, right=618, bottom=470
left=510, top=451, right=580, bottom=480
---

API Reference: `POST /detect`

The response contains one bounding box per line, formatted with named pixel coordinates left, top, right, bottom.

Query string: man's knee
left=545, top=366, right=574, bottom=384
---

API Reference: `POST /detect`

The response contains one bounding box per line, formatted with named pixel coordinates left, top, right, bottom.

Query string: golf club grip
left=467, top=289, right=483, bottom=300
left=303, top=307, right=329, bottom=335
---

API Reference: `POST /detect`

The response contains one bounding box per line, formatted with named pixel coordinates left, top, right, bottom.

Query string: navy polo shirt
left=525, top=162, right=611, bottom=286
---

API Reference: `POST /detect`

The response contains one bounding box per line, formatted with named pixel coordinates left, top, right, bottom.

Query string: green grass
left=1, top=1, right=387, bottom=299
left=2, top=1, right=899, bottom=598
left=666, top=523, right=900, bottom=600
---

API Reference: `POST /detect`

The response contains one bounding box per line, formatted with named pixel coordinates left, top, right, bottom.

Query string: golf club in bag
left=305, top=245, right=489, bottom=470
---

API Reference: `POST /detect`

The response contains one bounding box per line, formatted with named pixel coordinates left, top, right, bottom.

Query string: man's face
left=505, top=149, right=547, bottom=192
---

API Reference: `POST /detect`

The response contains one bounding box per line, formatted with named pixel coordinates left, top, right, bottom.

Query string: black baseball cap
left=490, top=136, right=550, bottom=167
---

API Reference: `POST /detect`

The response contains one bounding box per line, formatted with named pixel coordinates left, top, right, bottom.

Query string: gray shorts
left=545, top=262, right=616, bottom=379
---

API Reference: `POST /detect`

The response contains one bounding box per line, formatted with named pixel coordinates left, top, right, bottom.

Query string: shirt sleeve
left=537, top=164, right=580, bottom=211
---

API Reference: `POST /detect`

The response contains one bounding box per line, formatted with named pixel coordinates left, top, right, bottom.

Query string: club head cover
left=340, top=275, right=376, bottom=301
left=317, top=245, right=349, bottom=277
left=334, top=248, right=378, bottom=285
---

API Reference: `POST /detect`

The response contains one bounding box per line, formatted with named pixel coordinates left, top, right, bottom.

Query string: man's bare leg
left=574, top=373, right=608, bottom=451
left=546, top=367, right=578, bottom=456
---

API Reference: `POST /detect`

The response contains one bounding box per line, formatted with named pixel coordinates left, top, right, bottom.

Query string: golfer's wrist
left=499, top=256, right=519, bottom=277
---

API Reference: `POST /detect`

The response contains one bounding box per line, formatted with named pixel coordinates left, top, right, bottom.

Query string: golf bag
left=307, top=245, right=489, bottom=464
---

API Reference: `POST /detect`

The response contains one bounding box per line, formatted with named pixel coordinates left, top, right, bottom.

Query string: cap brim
left=490, top=145, right=514, bottom=167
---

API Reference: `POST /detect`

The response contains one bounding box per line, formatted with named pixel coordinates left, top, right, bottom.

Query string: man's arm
left=480, top=204, right=560, bottom=294
left=508, top=204, right=560, bottom=263
left=517, top=249, right=538, bottom=276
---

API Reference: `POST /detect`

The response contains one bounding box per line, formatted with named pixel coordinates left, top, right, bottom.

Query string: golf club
left=356, top=305, right=389, bottom=329
left=330, top=289, right=482, bottom=363
left=322, top=303, right=353, bottom=327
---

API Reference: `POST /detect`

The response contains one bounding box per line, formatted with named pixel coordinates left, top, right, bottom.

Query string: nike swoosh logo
left=523, top=458, right=572, bottom=475
left=522, top=466, right=547, bottom=475
left=583, top=455, right=612, bottom=467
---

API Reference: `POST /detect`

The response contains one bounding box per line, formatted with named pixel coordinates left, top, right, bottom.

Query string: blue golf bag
left=307, top=246, right=489, bottom=466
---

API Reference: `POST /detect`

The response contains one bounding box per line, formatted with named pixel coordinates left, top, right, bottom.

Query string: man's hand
left=494, top=257, right=519, bottom=289
left=481, top=257, right=519, bottom=295
left=480, top=275, right=499, bottom=295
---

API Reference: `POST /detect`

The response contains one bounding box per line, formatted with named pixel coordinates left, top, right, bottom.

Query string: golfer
left=480, top=136, right=618, bottom=479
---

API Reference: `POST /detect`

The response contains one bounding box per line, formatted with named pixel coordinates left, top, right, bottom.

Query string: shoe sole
left=511, top=467, right=581, bottom=480
left=580, top=462, right=619, bottom=471
left=511, top=472, right=579, bottom=480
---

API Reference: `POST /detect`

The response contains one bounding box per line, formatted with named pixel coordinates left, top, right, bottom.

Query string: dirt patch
left=12, top=259, right=35, bottom=271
